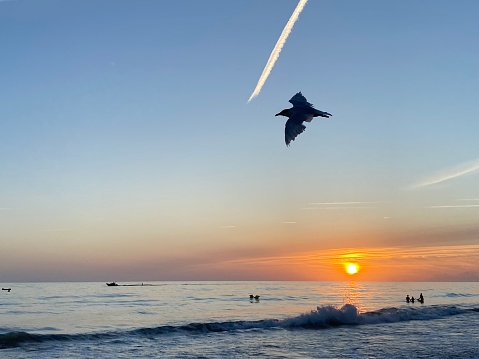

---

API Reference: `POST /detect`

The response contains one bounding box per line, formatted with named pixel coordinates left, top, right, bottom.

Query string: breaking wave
left=1, top=304, right=476, bottom=349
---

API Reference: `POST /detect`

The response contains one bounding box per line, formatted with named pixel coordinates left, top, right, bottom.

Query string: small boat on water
left=106, top=282, right=118, bottom=286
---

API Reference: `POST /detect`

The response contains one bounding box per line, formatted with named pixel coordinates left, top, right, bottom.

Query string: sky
left=1, top=0, right=478, bottom=282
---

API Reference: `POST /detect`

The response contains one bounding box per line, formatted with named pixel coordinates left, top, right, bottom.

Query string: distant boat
left=106, top=282, right=118, bottom=287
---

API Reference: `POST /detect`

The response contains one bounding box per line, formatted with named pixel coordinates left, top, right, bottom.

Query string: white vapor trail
left=247, top=0, right=308, bottom=102
left=411, top=158, right=479, bottom=189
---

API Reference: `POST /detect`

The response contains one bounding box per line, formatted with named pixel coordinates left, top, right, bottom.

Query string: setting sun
left=345, top=262, right=359, bottom=275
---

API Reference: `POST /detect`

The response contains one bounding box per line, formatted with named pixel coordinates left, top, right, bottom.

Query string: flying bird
left=275, top=92, right=332, bottom=146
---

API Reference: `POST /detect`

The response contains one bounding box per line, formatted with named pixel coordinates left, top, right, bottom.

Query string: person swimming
left=418, top=293, right=424, bottom=303
left=406, top=295, right=410, bottom=303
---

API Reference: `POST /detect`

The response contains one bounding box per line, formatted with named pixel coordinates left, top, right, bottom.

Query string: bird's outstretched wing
left=289, top=92, right=314, bottom=108
left=285, top=118, right=306, bottom=146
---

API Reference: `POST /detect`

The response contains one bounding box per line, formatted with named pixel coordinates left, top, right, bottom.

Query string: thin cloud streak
left=303, top=206, right=374, bottom=210
left=247, top=0, right=308, bottom=102
left=310, top=202, right=378, bottom=205
left=425, top=205, right=479, bottom=209
left=411, top=158, right=479, bottom=189
left=304, top=201, right=377, bottom=210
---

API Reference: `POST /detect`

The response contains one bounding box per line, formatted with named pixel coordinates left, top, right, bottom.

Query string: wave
left=1, top=304, right=477, bottom=349
left=444, top=292, right=479, bottom=298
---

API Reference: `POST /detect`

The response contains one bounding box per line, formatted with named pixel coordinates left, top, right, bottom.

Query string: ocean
left=1, top=281, right=478, bottom=358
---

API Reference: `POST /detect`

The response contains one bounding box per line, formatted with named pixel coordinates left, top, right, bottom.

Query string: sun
left=345, top=262, right=359, bottom=275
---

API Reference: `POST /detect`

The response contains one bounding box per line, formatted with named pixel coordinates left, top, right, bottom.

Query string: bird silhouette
left=275, top=92, right=332, bottom=146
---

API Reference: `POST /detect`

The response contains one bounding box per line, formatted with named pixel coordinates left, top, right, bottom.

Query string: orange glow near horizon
left=14, top=243, right=479, bottom=282
left=197, top=244, right=479, bottom=281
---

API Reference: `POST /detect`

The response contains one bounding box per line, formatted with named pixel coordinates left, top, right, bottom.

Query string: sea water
left=1, top=281, right=478, bottom=358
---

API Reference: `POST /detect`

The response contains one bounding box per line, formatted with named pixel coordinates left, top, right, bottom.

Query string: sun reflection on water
left=339, top=281, right=366, bottom=313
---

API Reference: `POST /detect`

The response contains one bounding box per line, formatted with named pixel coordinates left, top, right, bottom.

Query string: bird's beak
left=275, top=113, right=281, bottom=116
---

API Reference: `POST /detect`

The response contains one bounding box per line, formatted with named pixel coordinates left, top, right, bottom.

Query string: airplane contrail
left=247, top=0, right=308, bottom=103
left=410, top=158, right=479, bottom=189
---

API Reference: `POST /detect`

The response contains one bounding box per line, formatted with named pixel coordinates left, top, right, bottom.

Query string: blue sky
left=1, top=0, right=478, bottom=281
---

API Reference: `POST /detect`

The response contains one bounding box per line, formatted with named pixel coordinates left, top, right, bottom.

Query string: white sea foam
left=279, top=304, right=467, bottom=329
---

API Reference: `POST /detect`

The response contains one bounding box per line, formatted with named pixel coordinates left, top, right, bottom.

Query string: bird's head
left=275, top=109, right=290, bottom=117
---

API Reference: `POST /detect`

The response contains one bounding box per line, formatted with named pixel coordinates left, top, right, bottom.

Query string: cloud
left=45, top=228, right=74, bottom=232
left=304, top=201, right=377, bottom=210
left=410, top=158, right=479, bottom=189
left=247, top=0, right=308, bottom=102
left=424, top=197, right=479, bottom=209
left=425, top=205, right=479, bottom=209
left=310, top=202, right=378, bottom=205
